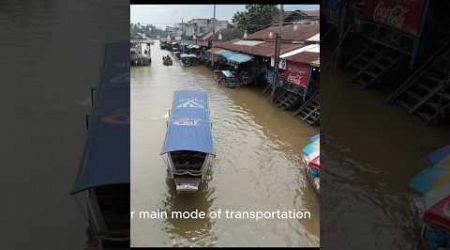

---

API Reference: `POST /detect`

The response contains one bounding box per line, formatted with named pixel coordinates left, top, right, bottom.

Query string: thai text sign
left=364, top=0, right=427, bottom=36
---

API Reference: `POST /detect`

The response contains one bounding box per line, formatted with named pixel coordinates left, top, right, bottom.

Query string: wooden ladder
left=294, top=93, right=320, bottom=126
left=391, top=46, right=450, bottom=124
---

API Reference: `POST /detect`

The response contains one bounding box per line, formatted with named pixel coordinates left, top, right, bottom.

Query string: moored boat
left=161, top=89, right=215, bottom=192
left=215, top=70, right=238, bottom=88
left=180, top=54, right=199, bottom=66
left=301, top=134, right=320, bottom=194
left=72, top=42, right=130, bottom=248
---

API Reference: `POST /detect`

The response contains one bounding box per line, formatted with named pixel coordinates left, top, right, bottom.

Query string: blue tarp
left=309, top=134, right=320, bottom=142
left=427, top=145, right=450, bottom=165
left=72, top=41, right=130, bottom=194
left=161, top=89, right=214, bottom=155
left=217, top=49, right=253, bottom=64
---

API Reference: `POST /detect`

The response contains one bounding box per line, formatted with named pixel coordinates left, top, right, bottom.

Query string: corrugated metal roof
left=216, top=49, right=254, bottom=64
left=214, top=40, right=303, bottom=57
left=232, top=40, right=264, bottom=46
left=246, top=23, right=319, bottom=42
left=280, top=44, right=320, bottom=66
left=206, top=47, right=223, bottom=53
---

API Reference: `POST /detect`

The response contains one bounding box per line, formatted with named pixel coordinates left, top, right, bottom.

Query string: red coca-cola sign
left=285, top=62, right=311, bottom=88
left=365, top=0, right=427, bottom=36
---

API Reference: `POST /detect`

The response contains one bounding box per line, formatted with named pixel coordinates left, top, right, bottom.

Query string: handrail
left=386, top=42, right=450, bottom=103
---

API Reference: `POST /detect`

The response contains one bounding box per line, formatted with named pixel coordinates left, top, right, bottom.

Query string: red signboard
left=364, top=0, right=427, bottom=36
left=285, top=61, right=311, bottom=88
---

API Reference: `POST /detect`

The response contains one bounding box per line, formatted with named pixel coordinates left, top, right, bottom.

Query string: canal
left=321, top=51, right=450, bottom=249
left=131, top=42, right=320, bottom=247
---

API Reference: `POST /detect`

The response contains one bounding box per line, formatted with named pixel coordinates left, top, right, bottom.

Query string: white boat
left=130, top=38, right=151, bottom=66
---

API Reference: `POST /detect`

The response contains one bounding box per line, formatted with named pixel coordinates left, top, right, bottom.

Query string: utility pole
left=211, top=4, right=216, bottom=69
left=181, top=18, right=184, bottom=54
left=271, top=4, right=283, bottom=101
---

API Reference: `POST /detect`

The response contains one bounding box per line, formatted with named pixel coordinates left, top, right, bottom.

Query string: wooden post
left=211, top=5, right=216, bottom=69
left=271, top=34, right=281, bottom=102
left=271, top=5, right=283, bottom=102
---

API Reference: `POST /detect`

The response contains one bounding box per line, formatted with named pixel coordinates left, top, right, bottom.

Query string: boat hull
left=164, top=153, right=213, bottom=192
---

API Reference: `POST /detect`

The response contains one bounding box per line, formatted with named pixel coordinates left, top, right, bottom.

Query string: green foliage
left=232, top=5, right=278, bottom=34
left=130, top=23, right=165, bottom=39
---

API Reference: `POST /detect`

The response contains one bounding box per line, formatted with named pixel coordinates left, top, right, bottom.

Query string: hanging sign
left=285, top=61, right=311, bottom=88
left=364, top=0, right=427, bottom=36
left=270, top=57, right=286, bottom=70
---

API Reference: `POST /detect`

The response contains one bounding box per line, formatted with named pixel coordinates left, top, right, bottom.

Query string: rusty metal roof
left=214, top=39, right=303, bottom=57
left=280, top=44, right=320, bottom=66
left=246, top=23, right=319, bottom=42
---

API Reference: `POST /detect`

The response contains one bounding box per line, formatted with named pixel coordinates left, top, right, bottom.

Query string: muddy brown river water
left=130, top=42, right=320, bottom=247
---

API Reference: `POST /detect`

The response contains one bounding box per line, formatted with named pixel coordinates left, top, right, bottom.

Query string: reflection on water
left=0, top=0, right=128, bottom=249
left=131, top=42, right=319, bottom=247
left=162, top=181, right=217, bottom=247
left=322, top=46, right=450, bottom=249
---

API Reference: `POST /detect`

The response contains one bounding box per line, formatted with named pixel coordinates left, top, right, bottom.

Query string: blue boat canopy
left=309, top=134, right=320, bottom=142
left=161, top=89, right=214, bottom=155
left=217, top=49, right=254, bottom=64
left=427, top=145, right=450, bottom=165
left=72, top=42, right=130, bottom=194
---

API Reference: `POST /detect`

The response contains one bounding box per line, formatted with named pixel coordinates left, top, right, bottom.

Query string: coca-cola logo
left=287, top=72, right=306, bottom=86
left=373, top=2, right=408, bottom=29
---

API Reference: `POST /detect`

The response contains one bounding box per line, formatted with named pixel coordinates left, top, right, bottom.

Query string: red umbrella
left=308, top=156, right=320, bottom=170
left=423, top=185, right=450, bottom=231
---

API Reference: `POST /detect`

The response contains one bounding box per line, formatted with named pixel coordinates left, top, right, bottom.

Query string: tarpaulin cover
left=72, top=41, right=130, bottom=194
left=423, top=185, right=450, bottom=231
left=303, top=137, right=320, bottom=164
left=222, top=70, right=235, bottom=78
left=427, top=145, right=450, bottom=166
left=161, top=90, right=214, bottom=155
left=409, top=166, right=450, bottom=194
left=217, top=49, right=254, bottom=64
left=309, top=156, right=320, bottom=169
left=309, top=134, right=320, bottom=142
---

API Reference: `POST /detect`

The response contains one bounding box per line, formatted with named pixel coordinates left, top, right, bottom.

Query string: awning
left=206, top=47, right=223, bottom=54
left=222, top=70, right=235, bottom=78
left=161, top=90, right=214, bottom=155
left=180, top=54, right=197, bottom=58
left=280, top=44, right=320, bottom=66
left=216, top=49, right=254, bottom=64
left=72, top=42, right=130, bottom=194
left=214, top=39, right=303, bottom=57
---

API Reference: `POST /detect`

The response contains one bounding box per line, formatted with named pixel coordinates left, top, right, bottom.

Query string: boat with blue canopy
left=161, top=89, right=215, bottom=192
left=71, top=42, right=130, bottom=246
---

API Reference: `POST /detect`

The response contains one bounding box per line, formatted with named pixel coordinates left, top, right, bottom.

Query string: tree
left=232, top=5, right=278, bottom=34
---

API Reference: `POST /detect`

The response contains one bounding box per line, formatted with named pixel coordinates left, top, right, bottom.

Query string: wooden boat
left=215, top=70, right=238, bottom=88
left=163, top=56, right=173, bottom=66
left=72, top=42, right=130, bottom=247
left=161, top=90, right=215, bottom=192
left=180, top=54, right=199, bottom=66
